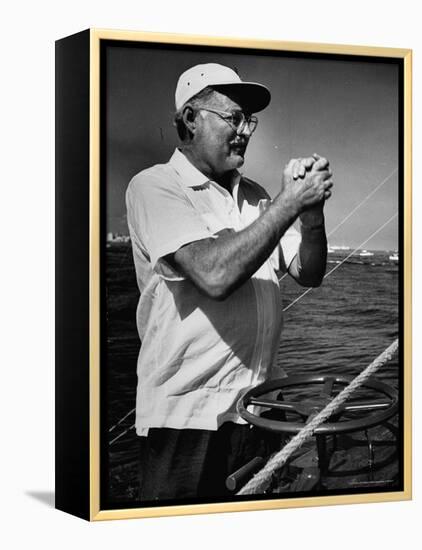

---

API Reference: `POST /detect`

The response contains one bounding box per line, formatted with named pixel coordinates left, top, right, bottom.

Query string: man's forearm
left=168, top=155, right=333, bottom=300
left=288, top=221, right=327, bottom=287
left=169, top=192, right=300, bottom=300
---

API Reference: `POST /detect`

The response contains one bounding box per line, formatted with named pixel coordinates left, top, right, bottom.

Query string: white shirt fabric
left=126, top=148, right=301, bottom=435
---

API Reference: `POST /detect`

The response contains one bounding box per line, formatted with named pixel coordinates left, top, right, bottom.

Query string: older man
left=126, top=63, right=333, bottom=501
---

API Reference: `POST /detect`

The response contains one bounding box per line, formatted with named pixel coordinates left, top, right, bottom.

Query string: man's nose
left=237, top=122, right=252, bottom=137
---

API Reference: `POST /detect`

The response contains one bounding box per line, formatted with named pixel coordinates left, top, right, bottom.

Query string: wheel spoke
left=249, top=397, right=298, bottom=412
left=343, top=399, right=391, bottom=412
left=320, top=377, right=335, bottom=397
left=238, top=374, right=398, bottom=436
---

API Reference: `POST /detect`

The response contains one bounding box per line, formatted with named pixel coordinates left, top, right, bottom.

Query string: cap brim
left=212, top=82, right=271, bottom=114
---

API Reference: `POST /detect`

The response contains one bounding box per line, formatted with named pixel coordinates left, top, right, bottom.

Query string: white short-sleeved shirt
left=126, top=148, right=301, bottom=435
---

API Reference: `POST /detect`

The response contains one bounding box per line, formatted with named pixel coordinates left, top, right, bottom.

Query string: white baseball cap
left=175, top=63, right=271, bottom=113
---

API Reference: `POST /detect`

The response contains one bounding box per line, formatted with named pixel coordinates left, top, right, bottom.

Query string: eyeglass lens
left=231, top=112, right=258, bottom=133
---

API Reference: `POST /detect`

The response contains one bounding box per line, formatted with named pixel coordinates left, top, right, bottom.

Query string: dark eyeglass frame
left=197, top=107, right=258, bottom=134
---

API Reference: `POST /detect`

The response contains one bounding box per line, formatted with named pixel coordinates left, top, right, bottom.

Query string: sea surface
left=104, top=243, right=399, bottom=502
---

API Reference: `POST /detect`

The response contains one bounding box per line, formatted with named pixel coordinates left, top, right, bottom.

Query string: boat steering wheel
left=237, top=374, right=398, bottom=435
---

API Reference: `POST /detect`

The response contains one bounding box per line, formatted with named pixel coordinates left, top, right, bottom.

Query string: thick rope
left=109, top=213, right=398, bottom=445
left=109, top=184, right=398, bottom=444
left=236, top=338, right=399, bottom=495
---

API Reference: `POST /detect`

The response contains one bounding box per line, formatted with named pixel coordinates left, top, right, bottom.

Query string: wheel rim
left=236, top=375, right=398, bottom=435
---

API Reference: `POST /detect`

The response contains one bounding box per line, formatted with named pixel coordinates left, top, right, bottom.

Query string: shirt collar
left=169, top=148, right=241, bottom=190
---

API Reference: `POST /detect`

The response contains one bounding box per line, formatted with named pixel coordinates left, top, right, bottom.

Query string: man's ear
left=182, top=105, right=197, bottom=135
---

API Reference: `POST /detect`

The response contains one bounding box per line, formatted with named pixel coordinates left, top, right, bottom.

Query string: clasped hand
left=281, top=154, right=333, bottom=218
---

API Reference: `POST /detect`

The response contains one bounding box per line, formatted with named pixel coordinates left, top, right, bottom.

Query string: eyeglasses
left=197, top=107, right=258, bottom=135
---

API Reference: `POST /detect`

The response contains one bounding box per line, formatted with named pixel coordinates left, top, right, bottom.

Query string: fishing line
left=109, top=213, right=398, bottom=444
left=278, top=167, right=397, bottom=283
left=109, top=424, right=136, bottom=446
left=326, top=168, right=397, bottom=238
left=109, top=407, right=136, bottom=433
left=282, top=212, right=398, bottom=312
left=108, top=171, right=399, bottom=445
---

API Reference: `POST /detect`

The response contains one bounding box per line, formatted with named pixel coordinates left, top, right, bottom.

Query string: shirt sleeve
left=126, top=170, right=214, bottom=280
left=251, top=194, right=300, bottom=273
left=276, top=224, right=301, bottom=273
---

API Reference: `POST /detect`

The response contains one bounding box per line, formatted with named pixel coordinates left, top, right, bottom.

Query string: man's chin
left=230, top=151, right=246, bottom=166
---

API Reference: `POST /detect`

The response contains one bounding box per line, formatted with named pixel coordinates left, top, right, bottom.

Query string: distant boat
left=359, top=250, right=374, bottom=257
left=389, top=252, right=399, bottom=262
left=331, top=245, right=351, bottom=251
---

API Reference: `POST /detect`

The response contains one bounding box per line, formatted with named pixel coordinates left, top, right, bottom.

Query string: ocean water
left=104, top=244, right=399, bottom=501
left=277, top=253, right=399, bottom=382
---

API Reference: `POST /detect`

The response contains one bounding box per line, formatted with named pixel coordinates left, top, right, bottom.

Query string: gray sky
left=106, top=44, right=399, bottom=250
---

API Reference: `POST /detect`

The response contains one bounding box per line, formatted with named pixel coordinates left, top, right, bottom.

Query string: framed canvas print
left=55, top=29, right=412, bottom=521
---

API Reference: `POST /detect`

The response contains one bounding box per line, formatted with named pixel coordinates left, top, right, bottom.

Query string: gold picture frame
left=55, top=28, right=412, bottom=521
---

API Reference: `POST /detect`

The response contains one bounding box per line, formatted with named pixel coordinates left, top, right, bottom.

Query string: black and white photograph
left=4, top=0, right=420, bottom=545
left=100, top=36, right=406, bottom=512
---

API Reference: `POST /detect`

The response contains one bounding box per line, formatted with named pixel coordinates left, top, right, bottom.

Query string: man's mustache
left=230, top=139, right=248, bottom=148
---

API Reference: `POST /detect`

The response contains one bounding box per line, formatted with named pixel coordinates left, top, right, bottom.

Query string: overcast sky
left=105, top=43, right=400, bottom=250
